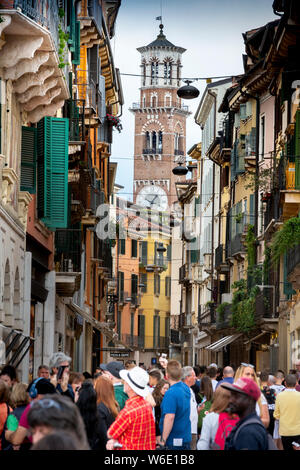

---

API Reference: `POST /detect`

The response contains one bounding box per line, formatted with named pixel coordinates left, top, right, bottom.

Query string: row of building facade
left=0, top=0, right=124, bottom=382
left=176, top=0, right=300, bottom=372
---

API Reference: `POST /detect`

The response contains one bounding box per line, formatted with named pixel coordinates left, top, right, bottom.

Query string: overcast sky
left=110, top=0, right=278, bottom=199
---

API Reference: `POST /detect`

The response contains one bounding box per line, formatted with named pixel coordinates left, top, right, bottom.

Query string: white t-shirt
left=211, top=379, right=218, bottom=392
left=190, top=388, right=198, bottom=434
left=256, top=392, right=267, bottom=417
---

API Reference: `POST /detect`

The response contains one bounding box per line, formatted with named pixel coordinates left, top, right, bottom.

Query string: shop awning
left=205, top=333, right=243, bottom=352
left=243, top=331, right=269, bottom=345
left=0, top=325, right=34, bottom=368
left=68, top=301, right=132, bottom=349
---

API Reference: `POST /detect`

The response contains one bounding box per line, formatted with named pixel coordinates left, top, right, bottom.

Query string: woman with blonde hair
left=234, top=363, right=269, bottom=428
left=197, top=385, right=239, bottom=450
left=94, top=375, right=119, bottom=450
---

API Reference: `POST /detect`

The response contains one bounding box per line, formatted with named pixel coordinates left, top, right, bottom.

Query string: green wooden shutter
left=37, top=117, right=69, bottom=229
left=138, top=315, right=145, bottom=348
left=20, top=126, right=37, bottom=193
left=72, top=20, right=81, bottom=65
left=167, top=243, right=172, bottom=262
left=68, top=0, right=76, bottom=52
left=295, top=110, right=300, bottom=190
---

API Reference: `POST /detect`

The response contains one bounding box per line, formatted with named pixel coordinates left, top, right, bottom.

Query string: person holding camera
left=49, top=352, right=74, bottom=402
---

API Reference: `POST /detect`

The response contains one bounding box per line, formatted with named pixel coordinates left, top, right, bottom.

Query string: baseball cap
left=100, top=361, right=124, bottom=379
left=221, top=377, right=261, bottom=401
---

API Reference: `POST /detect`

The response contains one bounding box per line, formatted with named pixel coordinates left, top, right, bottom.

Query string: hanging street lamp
left=177, top=80, right=199, bottom=100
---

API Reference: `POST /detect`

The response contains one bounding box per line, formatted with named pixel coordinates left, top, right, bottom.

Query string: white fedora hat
left=119, top=366, right=149, bottom=398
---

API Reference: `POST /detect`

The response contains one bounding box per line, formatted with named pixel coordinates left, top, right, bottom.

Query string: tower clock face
left=136, top=185, right=168, bottom=211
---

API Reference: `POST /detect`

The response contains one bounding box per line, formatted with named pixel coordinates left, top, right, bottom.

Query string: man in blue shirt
left=216, top=366, right=235, bottom=389
left=159, top=360, right=191, bottom=450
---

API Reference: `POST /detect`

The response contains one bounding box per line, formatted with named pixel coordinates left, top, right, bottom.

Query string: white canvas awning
left=205, top=333, right=243, bottom=352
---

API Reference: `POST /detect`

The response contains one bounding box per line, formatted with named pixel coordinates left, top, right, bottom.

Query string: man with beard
left=221, top=377, right=269, bottom=450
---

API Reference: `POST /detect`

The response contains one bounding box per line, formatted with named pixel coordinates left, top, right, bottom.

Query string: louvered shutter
left=138, top=315, right=145, bottom=348
left=295, top=110, right=300, bottom=189
left=141, top=241, right=148, bottom=265
left=99, top=75, right=106, bottom=121
left=68, top=0, right=76, bottom=53
left=37, top=117, right=69, bottom=229
left=21, top=126, right=36, bottom=193
left=250, top=194, right=255, bottom=225
left=72, top=20, right=81, bottom=65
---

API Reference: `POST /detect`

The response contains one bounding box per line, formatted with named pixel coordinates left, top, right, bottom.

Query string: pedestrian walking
left=207, top=366, right=218, bottom=392
left=182, top=366, right=198, bottom=450
left=216, top=366, right=235, bottom=389
left=49, top=352, right=74, bottom=401
left=37, top=365, right=50, bottom=380
left=5, top=378, right=57, bottom=447
left=197, top=384, right=239, bottom=450
left=27, top=393, right=90, bottom=449
left=152, top=379, right=170, bottom=443
left=76, top=381, right=102, bottom=449
left=5, top=383, right=31, bottom=450
left=106, top=366, right=156, bottom=450
left=100, top=361, right=128, bottom=411
left=270, top=370, right=286, bottom=449
left=197, top=375, right=214, bottom=436
left=0, top=365, right=18, bottom=390
left=259, top=371, right=276, bottom=437
left=158, top=360, right=191, bottom=450
left=273, top=374, right=300, bottom=451
left=221, top=377, right=270, bottom=450
left=0, top=379, right=12, bottom=450
left=94, top=375, right=119, bottom=450
left=234, top=363, right=269, bottom=428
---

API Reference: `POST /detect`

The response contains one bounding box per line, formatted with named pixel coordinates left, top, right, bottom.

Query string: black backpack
left=232, top=416, right=278, bottom=451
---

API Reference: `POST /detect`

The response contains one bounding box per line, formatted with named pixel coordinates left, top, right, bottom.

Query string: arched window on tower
left=158, top=131, right=163, bottom=153
left=177, top=62, right=181, bottom=87
left=174, top=133, right=179, bottom=153
left=142, top=62, right=146, bottom=86
left=152, top=131, right=157, bottom=151
left=164, top=61, right=172, bottom=85
left=145, top=131, right=150, bottom=149
left=151, top=61, right=159, bottom=85
left=152, top=95, right=157, bottom=107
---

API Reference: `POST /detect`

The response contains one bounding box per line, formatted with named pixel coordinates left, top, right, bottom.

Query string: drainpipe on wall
left=208, top=90, right=217, bottom=301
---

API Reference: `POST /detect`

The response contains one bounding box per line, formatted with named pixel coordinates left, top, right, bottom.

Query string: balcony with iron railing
left=215, top=244, right=230, bottom=273
left=179, top=263, right=192, bottom=283
left=286, top=244, right=300, bottom=290
left=226, top=233, right=245, bottom=259
left=198, top=303, right=216, bottom=328
left=55, top=228, right=82, bottom=297
left=120, top=334, right=169, bottom=350
left=12, top=0, right=60, bottom=49
left=142, top=148, right=163, bottom=155
left=174, top=149, right=185, bottom=156
left=66, top=99, right=86, bottom=144
left=255, top=288, right=276, bottom=321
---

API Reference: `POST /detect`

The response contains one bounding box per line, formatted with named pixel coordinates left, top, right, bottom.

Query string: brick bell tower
left=130, top=24, right=190, bottom=214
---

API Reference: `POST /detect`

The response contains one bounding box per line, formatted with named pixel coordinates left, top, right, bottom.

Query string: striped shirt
left=108, top=395, right=156, bottom=450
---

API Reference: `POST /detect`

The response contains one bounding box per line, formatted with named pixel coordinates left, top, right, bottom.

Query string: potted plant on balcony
left=106, top=114, right=123, bottom=133
left=271, top=216, right=300, bottom=264
left=216, top=302, right=230, bottom=324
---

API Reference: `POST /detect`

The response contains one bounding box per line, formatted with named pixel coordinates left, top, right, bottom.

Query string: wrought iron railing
left=215, top=244, right=224, bottom=267
left=142, top=148, right=163, bottom=154
left=174, top=149, right=184, bottom=156
left=55, top=229, right=82, bottom=272
left=286, top=244, right=300, bottom=278
left=67, top=99, right=85, bottom=143
left=131, top=101, right=189, bottom=111
left=13, top=0, right=59, bottom=49
left=226, top=233, right=245, bottom=258
left=278, top=154, right=300, bottom=190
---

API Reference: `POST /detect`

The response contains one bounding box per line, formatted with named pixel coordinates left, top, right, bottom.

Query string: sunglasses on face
left=241, top=363, right=255, bottom=369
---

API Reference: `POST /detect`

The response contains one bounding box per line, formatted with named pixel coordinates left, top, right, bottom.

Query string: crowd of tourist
left=0, top=354, right=300, bottom=451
